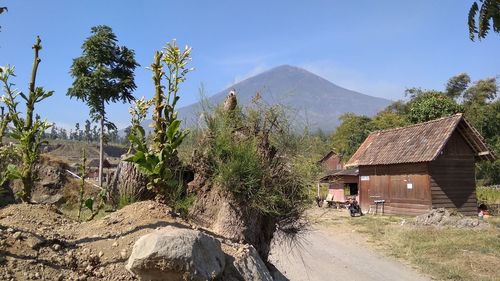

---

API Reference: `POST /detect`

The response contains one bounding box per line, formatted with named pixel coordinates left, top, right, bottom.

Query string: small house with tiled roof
left=317, top=149, right=358, bottom=204
left=345, top=113, right=495, bottom=216
left=318, top=150, right=343, bottom=171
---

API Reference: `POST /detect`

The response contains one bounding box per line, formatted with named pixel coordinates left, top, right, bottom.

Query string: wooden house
left=345, top=114, right=495, bottom=216
left=317, top=150, right=359, bottom=203
left=319, top=168, right=359, bottom=203
left=318, top=150, right=343, bottom=171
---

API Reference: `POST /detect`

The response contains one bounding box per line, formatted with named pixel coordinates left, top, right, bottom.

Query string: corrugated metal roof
left=345, top=113, right=495, bottom=167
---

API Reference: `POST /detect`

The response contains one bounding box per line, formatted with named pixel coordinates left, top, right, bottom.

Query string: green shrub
left=477, top=186, right=500, bottom=204
left=199, top=102, right=310, bottom=235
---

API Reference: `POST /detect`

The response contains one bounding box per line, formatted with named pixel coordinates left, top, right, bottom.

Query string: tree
left=68, top=25, right=138, bottom=187
left=371, top=110, right=408, bottom=131
left=463, top=77, right=497, bottom=105
left=331, top=113, right=372, bottom=159
left=474, top=99, right=500, bottom=185
left=468, top=0, right=500, bottom=41
left=49, top=123, right=57, bottom=139
left=74, top=122, right=81, bottom=141
left=58, top=128, right=68, bottom=140
left=445, top=73, right=471, bottom=100
left=406, top=92, right=462, bottom=123
left=84, top=119, right=92, bottom=142
left=92, top=125, right=98, bottom=142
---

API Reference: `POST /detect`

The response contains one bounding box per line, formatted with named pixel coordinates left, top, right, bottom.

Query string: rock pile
left=414, top=208, right=487, bottom=228
left=126, top=227, right=280, bottom=281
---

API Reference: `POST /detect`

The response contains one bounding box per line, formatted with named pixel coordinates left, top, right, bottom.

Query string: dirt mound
left=413, top=208, right=488, bottom=228
left=0, top=201, right=184, bottom=280
left=0, top=201, right=285, bottom=280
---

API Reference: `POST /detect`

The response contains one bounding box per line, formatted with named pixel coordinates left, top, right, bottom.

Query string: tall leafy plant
left=125, top=40, right=192, bottom=207
left=0, top=37, right=53, bottom=202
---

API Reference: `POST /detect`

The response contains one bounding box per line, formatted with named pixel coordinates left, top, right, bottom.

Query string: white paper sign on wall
left=360, top=176, right=370, bottom=181
left=407, top=183, right=413, bottom=189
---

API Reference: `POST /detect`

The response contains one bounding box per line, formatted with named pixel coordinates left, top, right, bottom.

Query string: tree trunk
left=109, top=160, right=152, bottom=207
left=99, top=115, right=104, bottom=187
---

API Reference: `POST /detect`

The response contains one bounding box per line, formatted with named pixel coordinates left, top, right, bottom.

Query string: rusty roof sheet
left=345, top=113, right=495, bottom=167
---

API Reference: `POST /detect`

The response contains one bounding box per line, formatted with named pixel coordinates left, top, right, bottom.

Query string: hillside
left=43, top=140, right=127, bottom=165
left=171, top=65, right=392, bottom=132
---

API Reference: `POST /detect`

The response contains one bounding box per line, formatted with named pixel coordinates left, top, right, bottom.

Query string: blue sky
left=0, top=0, right=499, bottom=129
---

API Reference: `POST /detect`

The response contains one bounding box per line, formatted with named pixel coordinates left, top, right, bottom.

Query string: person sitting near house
left=478, top=203, right=491, bottom=219
left=346, top=196, right=363, bottom=217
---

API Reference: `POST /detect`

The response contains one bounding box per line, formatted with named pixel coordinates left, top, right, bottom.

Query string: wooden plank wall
left=428, top=131, right=477, bottom=216
left=359, top=163, right=432, bottom=215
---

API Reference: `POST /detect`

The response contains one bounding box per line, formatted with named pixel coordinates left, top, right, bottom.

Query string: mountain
left=142, top=65, right=392, bottom=133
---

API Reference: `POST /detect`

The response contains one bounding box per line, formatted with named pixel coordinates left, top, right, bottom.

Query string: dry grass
left=346, top=215, right=500, bottom=281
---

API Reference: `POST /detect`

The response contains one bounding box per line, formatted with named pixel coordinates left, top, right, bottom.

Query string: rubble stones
left=414, top=208, right=488, bottom=228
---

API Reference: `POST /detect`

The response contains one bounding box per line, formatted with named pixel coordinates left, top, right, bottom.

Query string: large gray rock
left=126, top=227, right=226, bottom=281
left=229, top=245, right=273, bottom=281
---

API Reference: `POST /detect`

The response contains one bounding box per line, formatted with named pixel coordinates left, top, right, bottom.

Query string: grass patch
left=347, top=216, right=500, bottom=281
left=118, top=194, right=137, bottom=209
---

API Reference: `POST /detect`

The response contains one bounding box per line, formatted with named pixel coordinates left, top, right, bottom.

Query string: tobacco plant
left=0, top=37, right=53, bottom=202
left=125, top=40, right=192, bottom=207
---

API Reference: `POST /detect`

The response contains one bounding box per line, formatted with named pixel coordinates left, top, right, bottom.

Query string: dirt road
left=269, top=217, right=430, bottom=281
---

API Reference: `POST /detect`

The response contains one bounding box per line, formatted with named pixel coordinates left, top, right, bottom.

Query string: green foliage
left=0, top=105, right=9, bottom=143
left=211, top=114, right=263, bottom=197
left=468, top=0, right=500, bottom=41
left=118, top=194, right=137, bottom=209
left=331, top=113, right=372, bottom=159
left=406, top=92, right=462, bottom=123
left=445, top=73, right=471, bottom=99
left=371, top=110, right=409, bottom=131
left=68, top=25, right=138, bottom=188
left=198, top=102, right=310, bottom=234
left=476, top=186, right=500, bottom=205
left=0, top=37, right=53, bottom=202
left=125, top=40, right=192, bottom=212
left=68, top=25, right=138, bottom=121
left=0, top=145, right=18, bottom=187
left=84, top=198, right=94, bottom=212
left=85, top=189, right=107, bottom=221
left=463, top=78, right=497, bottom=105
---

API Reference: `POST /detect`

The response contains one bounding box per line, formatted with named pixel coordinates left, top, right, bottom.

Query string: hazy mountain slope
left=145, top=65, right=392, bottom=132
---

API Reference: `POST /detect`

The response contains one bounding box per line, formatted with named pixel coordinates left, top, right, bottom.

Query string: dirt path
left=269, top=216, right=430, bottom=281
